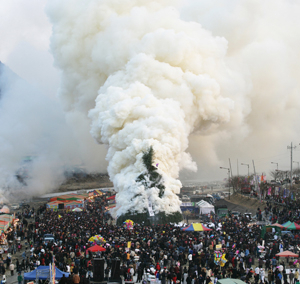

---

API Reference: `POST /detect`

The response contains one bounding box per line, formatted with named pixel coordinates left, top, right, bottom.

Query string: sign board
left=181, top=202, right=195, bottom=207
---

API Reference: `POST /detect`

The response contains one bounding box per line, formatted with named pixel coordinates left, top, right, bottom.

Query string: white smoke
left=0, top=63, right=108, bottom=200
left=47, top=0, right=238, bottom=217
left=46, top=0, right=300, bottom=216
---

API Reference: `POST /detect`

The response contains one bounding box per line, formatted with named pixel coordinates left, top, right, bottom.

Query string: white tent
left=196, top=200, right=215, bottom=215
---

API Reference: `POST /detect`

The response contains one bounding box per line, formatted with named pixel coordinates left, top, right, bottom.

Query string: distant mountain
left=0, top=61, right=22, bottom=100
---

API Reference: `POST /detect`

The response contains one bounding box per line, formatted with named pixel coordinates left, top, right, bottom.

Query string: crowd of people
left=0, top=192, right=299, bottom=284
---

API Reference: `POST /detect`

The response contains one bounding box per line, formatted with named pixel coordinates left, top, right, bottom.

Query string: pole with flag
left=50, top=256, right=56, bottom=284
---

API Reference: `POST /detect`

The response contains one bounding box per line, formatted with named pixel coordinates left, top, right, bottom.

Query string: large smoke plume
left=0, top=62, right=108, bottom=201
left=47, top=0, right=239, bottom=218
left=45, top=0, right=300, bottom=217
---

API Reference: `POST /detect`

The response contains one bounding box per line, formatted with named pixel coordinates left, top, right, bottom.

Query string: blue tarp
left=24, top=265, right=70, bottom=280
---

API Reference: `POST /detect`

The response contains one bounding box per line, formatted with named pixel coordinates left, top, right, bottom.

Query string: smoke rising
left=47, top=0, right=240, bottom=217
left=45, top=0, right=300, bottom=216
left=0, top=62, right=107, bottom=201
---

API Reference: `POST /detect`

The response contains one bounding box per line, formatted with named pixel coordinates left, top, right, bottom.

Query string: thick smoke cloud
left=47, top=0, right=240, bottom=217
left=46, top=0, right=300, bottom=216
left=0, top=63, right=107, bottom=201
left=180, top=0, right=300, bottom=179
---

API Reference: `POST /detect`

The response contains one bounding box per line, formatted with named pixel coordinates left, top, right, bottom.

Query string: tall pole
left=220, top=167, right=230, bottom=200
left=237, top=159, right=240, bottom=193
left=229, top=158, right=233, bottom=193
left=228, top=169, right=230, bottom=200
left=271, top=162, right=278, bottom=180
left=252, top=160, right=260, bottom=201
left=241, top=163, right=249, bottom=177
left=288, top=142, right=296, bottom=191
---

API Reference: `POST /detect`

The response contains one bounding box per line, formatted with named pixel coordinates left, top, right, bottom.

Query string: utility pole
left=241, top=163, right=250, bottom=177
left=271, top=162, right=279, bottom=181
left=237, top=159, right=240, bottom=193
left=252, top=160, right=260, bottom=201
left=229, top=158, right=233, bottom=192
left=288, top=142, right=296, bottom=191
left=220, top=167, right=230, bottom=200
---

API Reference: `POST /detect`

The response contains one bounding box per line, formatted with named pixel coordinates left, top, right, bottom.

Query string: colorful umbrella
left=181, top=223, right=212, bottom=231
left=286, top=222, right=300, bottom=230
left=87, top=245, right=106, bottom=252
left=276, top=251, right=299, bottom=257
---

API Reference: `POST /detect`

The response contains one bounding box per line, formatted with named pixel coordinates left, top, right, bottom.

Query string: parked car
left=244, top=213, right=252, bottom=220
left=44, top=234, right=55, bottom=244
left=181, top=195, right=191, bottom=201
left=231, top=211, right=240, bottom=218
left=10, top=203, right=20, bottom=210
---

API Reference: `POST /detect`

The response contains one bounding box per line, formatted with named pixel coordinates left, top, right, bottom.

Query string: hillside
left=57, top=173, right=113, bottom=192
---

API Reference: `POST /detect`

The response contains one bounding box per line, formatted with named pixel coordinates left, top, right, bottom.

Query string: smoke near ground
left=0, top=63, right=107, bottom=201
left=1, top=0, right=300, bottom=214
left=46, top=0, right=300, bottom=217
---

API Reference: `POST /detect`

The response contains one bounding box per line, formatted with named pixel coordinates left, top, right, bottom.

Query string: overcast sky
left=1, top=0, right=300, bottom=184
left=0, top=0, right=59, bottom=98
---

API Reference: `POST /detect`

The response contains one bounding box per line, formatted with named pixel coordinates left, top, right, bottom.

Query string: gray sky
left=1, top=0, right=300, bottom=185
left=0, top=0, right=59, bottom=97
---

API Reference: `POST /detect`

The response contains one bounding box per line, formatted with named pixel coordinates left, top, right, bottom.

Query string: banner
left=268, top=187, right=272, bottom=196
left=216, top=244, right=222, bottom=250
left=148, top=199, right=155, bottom=217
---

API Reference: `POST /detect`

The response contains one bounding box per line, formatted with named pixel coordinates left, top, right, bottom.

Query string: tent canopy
left=276, top=251, right=299, bottom=258
left=87, top=244, right=106, bottom=252
left=282, top=221, right=292, bottom=228
left=271, top=223, right=284, bottom=229
left=196, top=200, right=215, bottom=215
left=217, top=279, right=247, bottom=284
left=24, top=266, right=69, bottom=280
left=106, top=195, right=115, bottom=200
left=285, top=222, right=300, bottom=230
left=181, top=223, right=212, bottom=231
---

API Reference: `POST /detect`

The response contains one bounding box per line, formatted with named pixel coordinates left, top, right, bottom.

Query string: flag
left=58, top=215, right=62, bottom=219
left=268, top=187, right=272, bottom=196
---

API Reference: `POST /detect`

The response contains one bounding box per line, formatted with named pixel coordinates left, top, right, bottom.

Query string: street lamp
left=271, top=162, right=279, bottom=170
left=271, top=162, right=279, bottom=181
left=241, top=163, right=250, bottom=177
left=220, top=167, right=230, bottom=199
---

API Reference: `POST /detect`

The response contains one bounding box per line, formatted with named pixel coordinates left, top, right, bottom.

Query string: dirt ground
left=222, top=193, right=267, bottom=214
